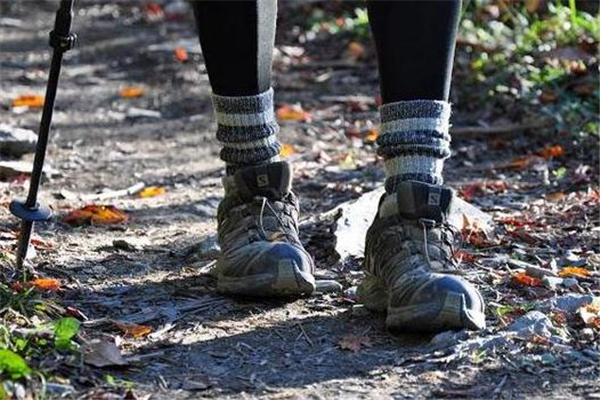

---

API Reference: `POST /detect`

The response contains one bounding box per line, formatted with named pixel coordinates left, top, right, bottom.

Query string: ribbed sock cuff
left=212, top=88, right=281, bottom=169
left=377, top=100, right=451, bottom=193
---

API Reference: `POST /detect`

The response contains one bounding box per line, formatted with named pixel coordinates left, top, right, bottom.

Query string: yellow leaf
left=119, top=86, right=145, bottom=98
left=138, top=186, right=166, bottom=198
left=276, top=104, right=311, bottom=122
left=62, top=205, right=129, bottom=226
left=113, top=321, right=153, bottom=338
left=12, top=94, right=45, bottom=108
left=558, top=266, right=590, bottom=278
left=279, top=143, right=296, bottom=158
left=30, top=278, right=62, bottom=291
left=364, top=128, right=379, bottom=143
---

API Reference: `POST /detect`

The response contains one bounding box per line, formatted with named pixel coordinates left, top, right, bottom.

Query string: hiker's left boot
left=359, top=181, right=486, bottom=333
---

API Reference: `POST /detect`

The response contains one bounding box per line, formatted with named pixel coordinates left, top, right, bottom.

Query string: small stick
left=79, top=182, right=145, bottom=201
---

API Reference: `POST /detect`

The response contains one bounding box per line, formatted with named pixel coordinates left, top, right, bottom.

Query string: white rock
left=0, top=124, right=37, bottom=156
left=507, top=311, right=554, bottom=339
left=538, top=294, right=595, bottom=313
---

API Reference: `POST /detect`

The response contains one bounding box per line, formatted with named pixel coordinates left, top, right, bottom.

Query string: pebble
left=315, top=280, right=343, bottom=293
left=344, top=285, right=359, bottom=301
left=507, top=311, right=554, bottom=339
left=126, top=108, right=162, bottom=119
left=539, top=294, right=595, bottom=313
left=562, top=277, right=579, bottom=288
left=541, top=275, right=564, bottom=289
left=0, top=124, right=37, bottom=156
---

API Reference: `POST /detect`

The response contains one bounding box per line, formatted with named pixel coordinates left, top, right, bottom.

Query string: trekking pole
left=10, top=0, right=77, bottom=269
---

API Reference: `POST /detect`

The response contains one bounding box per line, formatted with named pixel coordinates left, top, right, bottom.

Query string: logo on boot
left=257, top=174, right=269, bottom=187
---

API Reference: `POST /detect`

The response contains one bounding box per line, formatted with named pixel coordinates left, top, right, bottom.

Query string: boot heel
left=358, top=274, right=388, bottom=312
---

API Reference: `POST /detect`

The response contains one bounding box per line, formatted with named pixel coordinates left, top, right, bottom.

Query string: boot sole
left=217, top=259, right=316, bottom=297
left=359, top=274, right=486, bottom=332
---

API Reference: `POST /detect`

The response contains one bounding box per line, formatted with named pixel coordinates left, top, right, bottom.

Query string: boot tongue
left=379, top=181, right=454, bottom=223
left=230, top=161, right=292, bottom=201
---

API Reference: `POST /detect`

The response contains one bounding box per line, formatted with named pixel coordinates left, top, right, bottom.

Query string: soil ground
left=1, top=2, right=599, bottom=399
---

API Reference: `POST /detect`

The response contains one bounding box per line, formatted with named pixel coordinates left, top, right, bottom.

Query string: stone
left=541, top=275, right=564, bottom=289
left=126, top=108, right=162, bottom=119
left=538, top=294, right=595, bottom=313
left=0, top=124, right=37, bottom=156
left=315, top=280, right=343, bottom=293
left=562, top=277, right=579, bottom=288
left=507, top=311, right=554, bottom=339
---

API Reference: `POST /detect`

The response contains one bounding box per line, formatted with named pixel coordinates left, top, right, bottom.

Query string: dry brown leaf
left=276, top=104, right=311, bottom=122
left=12, top=95, right=45, bottom=108
left=62, top=205, right=129, bottom=226
left=347, top=41, right=365, bottom=60
left=512, top=272, right=542, bottom=287
left=119, top=86, right=145, bottom=98
left=578, top=298, right=600, bottom=329
left=339, top=334, right=371, bottom=353
left=138, top=186, right=165, bottom=198
left=558, top=266, right=590, bottom=278
left=113, top=321, right=153, bottom=338
left=30, top=277, right=62, bottom=291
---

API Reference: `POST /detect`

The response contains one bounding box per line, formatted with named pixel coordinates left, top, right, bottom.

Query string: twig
left=79, top=182, right=145, bottom=202
left=492, top=374, right=508, bottom=398
left=297, top=322, right=314, bottom=346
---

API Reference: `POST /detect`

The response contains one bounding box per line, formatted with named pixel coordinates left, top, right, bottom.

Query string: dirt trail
left=1, top=2, right=598, bottom=399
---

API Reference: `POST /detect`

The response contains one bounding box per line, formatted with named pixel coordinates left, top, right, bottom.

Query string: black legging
left=192, top=0, right=461, bottom=103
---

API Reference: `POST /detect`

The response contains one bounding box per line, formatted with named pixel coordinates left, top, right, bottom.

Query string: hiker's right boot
left=215, top=161, right=316, bottom=297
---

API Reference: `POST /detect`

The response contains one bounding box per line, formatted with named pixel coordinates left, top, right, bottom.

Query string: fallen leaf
left=461, top=214, right=493, bottom=248
left=138, top=186, right=165, bottom=198
left=498, top=218, right=541, bottom=228
left=454, top=250, right=479, bottom=264
left=31, top=237, right=54, bottom=249
left=508, top=229, right=538, bottom=244
left=119, top=86, right=145, bottom=98
left=30, top=277, right=62, bottom=291
left=512, top=272, right=542, bottom=287
left=112, top=321, right=153, bottom=338
left=578, top=298, right=600, bottom=329
left=546, top=192, right=567, bottom=202
left=276, top=104, right=311, bottom=122
left=539, top=90, right=558, bottom=104
left=347, top=41, right=365, bottom=60
left=62, top=205, right=129, bottom=226
left=509, top=155, right=545, bottom=170
left=174, top=46, right=189, bottom=62
left=460, top=181, right=508, bottom=201
left=364, top=128, right=379, bottom=143
left=559, top=266, right=590, bottom=278
left=83, top=340, right=128, bottom=367
left=339, top=334, right=371, bottom=353
left=12, top=94, right=45, bottom=108
left=279, top=143, right=296, bottom=158
left=145, top=3, right=164, bottom=19
left=539, top=145, right=564, bottom=159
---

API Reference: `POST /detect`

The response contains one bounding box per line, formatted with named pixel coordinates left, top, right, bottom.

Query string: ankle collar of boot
left=380, top=181, right=454, bottom=223
left=223, top=161, right=293, bottom=201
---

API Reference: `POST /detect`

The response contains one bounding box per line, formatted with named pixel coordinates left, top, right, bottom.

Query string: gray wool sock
left=377, top=100, right=452, bottom=193
left=212, top=88, right=281, bottom=173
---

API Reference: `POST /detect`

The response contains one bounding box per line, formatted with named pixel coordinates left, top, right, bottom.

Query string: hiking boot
left=359, top=181, right=485, bottom=332
left=215, top=161, right=316, bottom=296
